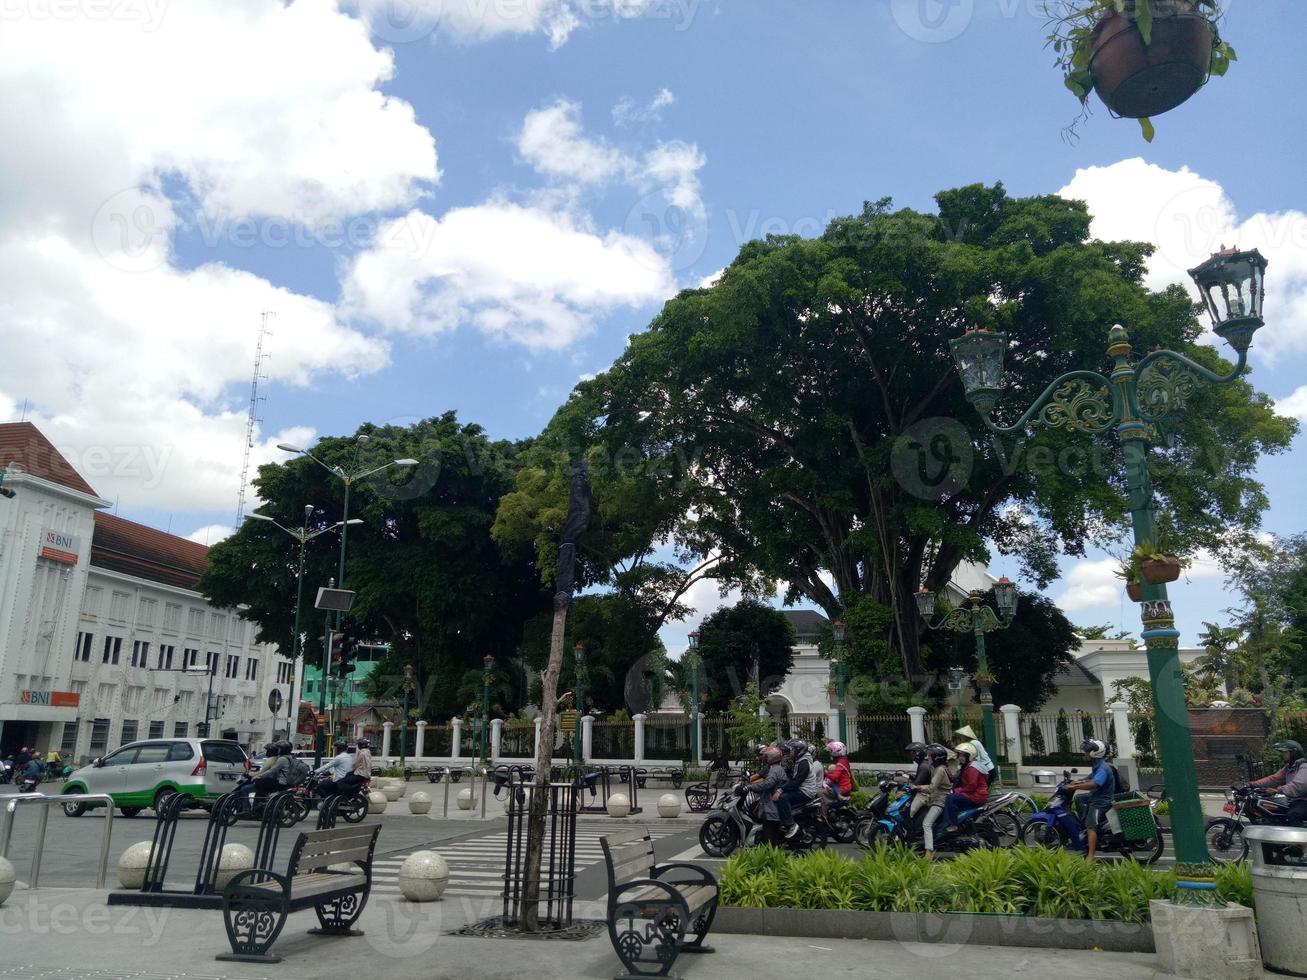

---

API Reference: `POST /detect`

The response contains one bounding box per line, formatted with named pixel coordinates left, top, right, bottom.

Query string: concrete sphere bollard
left=408, top=791, right=432, bottom=815
left=0, top=855, right=15, bottom=905
left=456, top=788, right=475, bottom=810
left=215, top=843, right=255, bottom=890
left=606, top=793, right=631, bottom=818
left=368, top=790, right=389, bottom=814
left=116, top=841, right=155, bottom=889
left=398, top=850, right=449, bottom=902
left=657, top=793, right=681, bottom=818
left=382, top=781, right=403, bottom=803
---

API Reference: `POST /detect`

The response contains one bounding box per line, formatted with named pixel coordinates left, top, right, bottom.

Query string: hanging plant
left=1113, top=558, right=1143, bottom=602
left=1046, top=0, right=1236, bottom=141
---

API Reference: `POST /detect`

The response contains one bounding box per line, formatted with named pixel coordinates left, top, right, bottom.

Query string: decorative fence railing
left=501, top=720, right=534, bottom=757
left=1021, top=711, right=1113, bottom=764
left=851, top=715, right=914, bottom=762
left=645, top=717, right=692, bottom=760
left=425, top=724, right=452, bottom=757
left=590, top=720, right=635, bottom=759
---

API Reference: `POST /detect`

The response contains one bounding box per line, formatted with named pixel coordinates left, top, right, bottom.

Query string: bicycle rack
left=0, top=793, right=116, bottom=890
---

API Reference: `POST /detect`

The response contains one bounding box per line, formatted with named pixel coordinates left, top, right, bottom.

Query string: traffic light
left=331, top=619, right=358, bottom=676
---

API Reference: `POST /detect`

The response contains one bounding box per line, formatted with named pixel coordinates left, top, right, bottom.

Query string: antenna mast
left=236, top=311, right=273, bottom=524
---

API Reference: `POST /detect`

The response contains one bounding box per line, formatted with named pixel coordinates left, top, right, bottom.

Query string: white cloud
left=0, top=1, right=438, bottom=513
left=613, top=88, right=676, bottom=127
left=698, top=269, right=724, bottom=289
left=1276, top=385, right=1307, bottom=423
left=1055, top=558, right=1125, bottom=612
left=1059, top=159, right=1307, bottom=360
left=342, top=202, right=675, bottom=349
left=187, top=525, right=234, bottom=547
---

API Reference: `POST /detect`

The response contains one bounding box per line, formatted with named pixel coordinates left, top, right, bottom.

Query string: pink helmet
left=826, top=740, right=847, bottom=757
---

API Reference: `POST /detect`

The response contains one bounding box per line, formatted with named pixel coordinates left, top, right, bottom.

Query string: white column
left=582, top=714, right=594, bottom=763
left=633, top=713, right=646, bottom=763
left=533, top=716, right=543, bottom=758
left=999, top=704, right=1023, bottom=765
left=414, top=720, right=427, bottom=759
left=451, top=718, right=462, bottom=759
left=491, top=718, right=504, bottom=762
left=381, top=721, right=394, bottom=758
left=695, top=715, right=704, bottom=765
left=1109, top=701, right=1135, bottom=759
left=907, top=705, right=927, bottom=745
left=826, top=709, right=840, bottom=744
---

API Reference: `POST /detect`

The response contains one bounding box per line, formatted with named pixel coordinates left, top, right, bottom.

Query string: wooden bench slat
left=602, top=830, right=651, bottom=850
left=295, top=832, right=378, bottom=857
left=294, top=845, right=376, bottom=868
left=618, top=884, right=715, bottom=913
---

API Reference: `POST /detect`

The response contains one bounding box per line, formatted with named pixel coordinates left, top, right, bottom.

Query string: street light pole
left=400, top=663, right=414, bottom=769
left=947, top=246, right=1269, bottom=874
left=481, top=655, right=494, bottom=763
left=949, top=666, right=966, bottom=731
left=831, top=620, right=848, bottom=745
left=573, top=643, right=585, bottom=766
left=686, top=632, right=701, bottom=765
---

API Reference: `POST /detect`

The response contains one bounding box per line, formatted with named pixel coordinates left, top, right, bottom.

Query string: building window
left=245, top=658, right=258, bottom=681
left=187, top=608, right=204, bottom=636
left=276, top=661, right=292, bottom=684
left=74, top=631, right=93, bottom=662
left=120, top=720, right=139, bottom=745
left=89, top=718, right=110, bottom=754
left=101, top=636, right=122, bottom=665
left=137, top=598, right=157, bottom=629
left=173, top=721, right=188, bottom=738
left=209, top=612, right=225, bottom=640
left=131, top=640, right=150, bottom=668
left=109, top=591, right=130, bottom=622
left=148, top=721, right=164, bottom=739
left=157, top=644, right=175, bottom=670
left=225, top=654, right=239, bottom=679
left=60, top=723, right=77, bottom=755
left=207, top=651, right=218, bottom=675
left=163, top=603, right=181, bottom=633
left=83, top=586, right=102, bottom=618
left=183, top=647, right=198, bottom=668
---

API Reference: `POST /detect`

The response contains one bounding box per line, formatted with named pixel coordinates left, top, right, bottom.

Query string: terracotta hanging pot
left=1126, top=580, right=1143, bottom=602
left=1090, top=0, right=1214, bottom=118
left=1140, top=554, right=1182, bottom=585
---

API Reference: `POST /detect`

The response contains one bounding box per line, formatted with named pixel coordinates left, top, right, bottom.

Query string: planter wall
left=713, top=906, right=1154, bottom=953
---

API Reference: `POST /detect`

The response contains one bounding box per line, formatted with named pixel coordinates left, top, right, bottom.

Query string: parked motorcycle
left=1206, top=785, right=1306, bottom=864
left=698, top=779, right=828, bottom=857
left=1020, top=771, right=1165, bottom=863
left=856, top=777, right=1014, bottom=854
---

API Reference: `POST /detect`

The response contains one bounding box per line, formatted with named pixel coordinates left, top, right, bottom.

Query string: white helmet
left=1081, top=738, right=1107, bottom=760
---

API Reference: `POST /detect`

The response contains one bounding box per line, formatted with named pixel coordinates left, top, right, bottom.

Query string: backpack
left=285, top=755, right=309, bottom=787
left=1110, top=763, right=1130, bottom=794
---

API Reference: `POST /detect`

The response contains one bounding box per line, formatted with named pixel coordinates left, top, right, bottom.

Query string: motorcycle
left=1206, top=785, right=1306, bottom=865
left=221, top=779, right=310, bottom=827
left=0, top=759, right=13, bottom=785
left=856, top=777, right=1014, bottom=854
left=1020, top=771, right=1165, bottom=863
left=16, top=772, right=42, bottom=793
left=698, top=778, right=828, bottom=858
left=291, top=771, right=370, bottom=825
left=821, top=791, right=859, bottom=844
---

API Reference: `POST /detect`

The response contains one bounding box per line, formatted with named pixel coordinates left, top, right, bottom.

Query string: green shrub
left=943, top=848, right=1024, bottom=914
left=1216, top=861, right=1254, bottom=909
left=1154, top=800, right=1170, bottom=816
left=777, top=850, right=857, bottom=910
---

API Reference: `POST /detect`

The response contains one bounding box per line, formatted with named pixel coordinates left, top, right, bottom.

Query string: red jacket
left=828, top=757, right=853, bottom=795
left=955, top=763, right=988, bottom=805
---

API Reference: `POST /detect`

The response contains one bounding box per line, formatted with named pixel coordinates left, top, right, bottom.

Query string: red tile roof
left=90, top=512, right=211, bottom=590
left=0, top=422, right=99, bottom=497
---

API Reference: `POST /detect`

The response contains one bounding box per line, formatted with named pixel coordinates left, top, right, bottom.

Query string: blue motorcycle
left=855, top=777, right=1016, bottom=854
left=1020, top=770, right=1165, bottom=863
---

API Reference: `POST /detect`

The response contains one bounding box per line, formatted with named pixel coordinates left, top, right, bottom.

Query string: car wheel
left=120, top=807, right=143, bottom=818
left=153, top=787, right=179, bottom=813
left=62, top=801, right=88, bottom=817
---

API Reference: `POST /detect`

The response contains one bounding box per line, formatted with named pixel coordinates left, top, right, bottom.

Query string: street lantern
left=831, top=619, right=845, bottom=646
left=948, top=327, right=1008, bottom=413
left=688, top=630, right=699, bottom=649
left=1188, top=247, right=1268, bottom=354
left=993, top=576, right=1018, bottom=619
left=914, top=588, right=936, bottom=618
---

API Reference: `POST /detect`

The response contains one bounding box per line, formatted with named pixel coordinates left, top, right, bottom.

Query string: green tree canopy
left=692, top=599, right=797, bottom=712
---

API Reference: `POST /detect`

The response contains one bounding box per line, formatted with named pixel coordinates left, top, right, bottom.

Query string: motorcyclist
left=917, top=744, right=954, bottom=859
left=941, top=744, right=988, bottom=834
left=247, top=740, right=291, bottom=805
left=906, top=742, right=932, bottom=823
left=20, top=754, right=45, bottom=790
left=315, top=743, right=356, bottom=796
left=777, top=740, right=823, bottom=839
left=824, top=741, right=853, bottom=799
left=746, top=745, right=789, bottom=845
left=1249, top=740, right=1307, bottom=822
left=954, top=725, right=995, bottom=784
left=345, top=736, right=373, bottom=794
left=1063, top=738, right=1116, bottom=861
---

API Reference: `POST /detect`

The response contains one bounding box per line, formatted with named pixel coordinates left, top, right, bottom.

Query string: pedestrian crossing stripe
left=371, top=827, right=680, bottom=898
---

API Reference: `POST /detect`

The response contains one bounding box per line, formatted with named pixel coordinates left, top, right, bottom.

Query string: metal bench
left=600, top=830, right=718, bottom=980
left=217, top=823, right=381, bottom=963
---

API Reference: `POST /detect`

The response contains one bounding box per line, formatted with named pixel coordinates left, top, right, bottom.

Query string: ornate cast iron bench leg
left=309, top=890, right=367, bottom=936
left=609, top=887, right=690, bottom=980
left=218, top=871, right=289, bottom=964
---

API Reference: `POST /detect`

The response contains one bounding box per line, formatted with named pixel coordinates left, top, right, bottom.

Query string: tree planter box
left=713, top=906, right=1153, bottom=953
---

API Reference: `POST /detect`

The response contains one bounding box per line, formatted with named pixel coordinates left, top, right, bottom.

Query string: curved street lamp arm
left=1135, top=346, right=1247, bottom=387
left=353, top=460, right=401, bottom=481
left=929, top=607, right=978, bottom=634
left=977, top=370, right=1116, bottom=436
left=300, top=450, right=345, bottom=482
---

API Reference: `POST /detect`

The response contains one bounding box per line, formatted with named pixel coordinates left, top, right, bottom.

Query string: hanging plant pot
left=1126, top=580, right=1143, bottom=602
left=1140, top=554, right=1182, bottom=584
left=1090, top=0, right=1214, bottom=118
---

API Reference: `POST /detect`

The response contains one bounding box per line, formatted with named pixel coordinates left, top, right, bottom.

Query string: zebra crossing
left=371, top=824, right=681, bottom=900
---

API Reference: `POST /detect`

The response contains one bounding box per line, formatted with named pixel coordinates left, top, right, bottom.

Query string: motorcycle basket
left=1107, top=792, right=1157, bottom=842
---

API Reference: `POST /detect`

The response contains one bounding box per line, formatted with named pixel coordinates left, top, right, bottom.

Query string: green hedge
left=719, top=845, right=1253, bottom=923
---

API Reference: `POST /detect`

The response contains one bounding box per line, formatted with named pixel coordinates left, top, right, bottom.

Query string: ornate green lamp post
left=686, top=631, right=702, bottom=764
left=947, top=665, right=967, bottom=731
left=947, top=246, right=1269, bottom=873
left=399, top=663, right=414, bottom=770
left=480, top=654, right=494, bottom=764
left=573, top=642, right=586, bottom=765
left=916, top=578, right=1017, bottom=756
left=831, top=620, right=848, bottom=744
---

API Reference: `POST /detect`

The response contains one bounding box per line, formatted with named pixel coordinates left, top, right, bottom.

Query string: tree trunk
left=521, top=599, right=567, bottom=931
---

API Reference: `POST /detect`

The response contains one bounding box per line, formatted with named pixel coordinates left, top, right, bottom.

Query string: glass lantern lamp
left=948, top=327, right=1008, bottom=413
left=914, top=588, right=937, bottom=619
left=993, top=576, right=1018, bottom=620
left=1188, top=246, right=1268, bottom=354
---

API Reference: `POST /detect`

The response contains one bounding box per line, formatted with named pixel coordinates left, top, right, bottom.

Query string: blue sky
left=2, top=0, right=1303, bottom=654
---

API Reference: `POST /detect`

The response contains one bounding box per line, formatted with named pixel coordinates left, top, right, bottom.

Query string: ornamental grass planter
left=1140, top=554, right=1182, bottom=584
left=1090, top=0, right=1214, bottom=118
left=1126, top=580, right=1143, bottom=602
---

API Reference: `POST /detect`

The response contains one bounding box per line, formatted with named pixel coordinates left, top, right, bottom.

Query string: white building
left=0, top=422, right=294, bottom=763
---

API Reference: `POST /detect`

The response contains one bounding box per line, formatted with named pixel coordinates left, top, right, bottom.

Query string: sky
left=1, top=0, right=1304, bottom=661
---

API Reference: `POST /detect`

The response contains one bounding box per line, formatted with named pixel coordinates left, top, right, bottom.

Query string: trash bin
left=1031, top=770, right=1057, bottom=787
left=1243, top=824, right=1307, bottom=975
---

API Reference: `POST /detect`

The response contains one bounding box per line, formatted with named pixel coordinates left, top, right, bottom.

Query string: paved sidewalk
left=0, top=886, right=1192, bottom=980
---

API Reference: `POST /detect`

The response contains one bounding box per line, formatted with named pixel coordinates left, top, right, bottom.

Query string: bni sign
left=38, top=528, right=79, bottom=565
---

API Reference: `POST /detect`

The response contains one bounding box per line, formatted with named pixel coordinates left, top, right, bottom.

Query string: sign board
left=38, top=529, right=79, bottom=565
left=559, top=710, right=578, bottom=734
left=314, top=587, right=356, bottom=612
left=21, top=690, right=80, bottom=707
left=296, top=701, right=318, bottom=736
left=267, top=689, right=284, bottom=714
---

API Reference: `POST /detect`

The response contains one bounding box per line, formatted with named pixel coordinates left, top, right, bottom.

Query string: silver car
left=61, top=738, right=250, bottom=816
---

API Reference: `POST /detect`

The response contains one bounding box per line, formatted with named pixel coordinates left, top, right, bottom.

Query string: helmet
left=1274, top=740, right=1304, bottom=763
left=928, top=744, right=949, bottom=765
left=826, top=741, right=847, bottom=757
left=953, top=744, right=974, bottom=761
left=278, top=740, right=294, bottom=755
left=263, top=743, right=279, bottom=757
left=356, top=737, right=371, bottom=749
left=344, top=743, right=357, bottom=752
left=761, top=746, right=784, bottom=765
left=905, top=741, right=927, bottom=762
left=783, top=739, right=806, bottom=757
left=1081, top=738, right=1107, bottom=759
